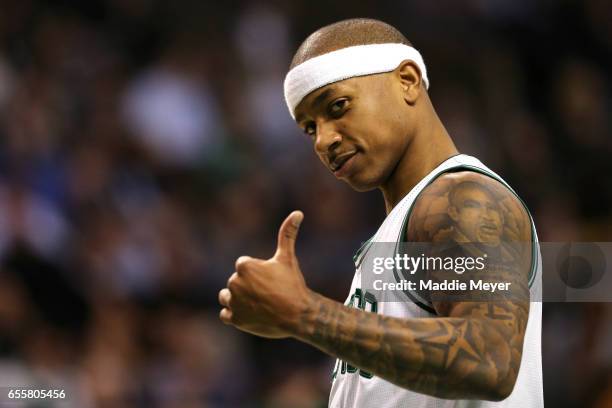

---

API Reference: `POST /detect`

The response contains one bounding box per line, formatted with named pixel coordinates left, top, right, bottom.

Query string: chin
left=343, top=175, right=381, bottom=192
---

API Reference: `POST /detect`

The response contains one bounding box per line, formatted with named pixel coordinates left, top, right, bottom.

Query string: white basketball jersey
left=329, top=154, right=543, bottom=408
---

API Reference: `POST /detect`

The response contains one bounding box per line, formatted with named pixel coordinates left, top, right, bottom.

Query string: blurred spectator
left=121, top=55, right=224, bottom=167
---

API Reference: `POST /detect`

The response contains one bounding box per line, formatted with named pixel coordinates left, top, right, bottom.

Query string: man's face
left=448, top=185, right=504, bottom=245
left=293, top=73, right=413, bottom=191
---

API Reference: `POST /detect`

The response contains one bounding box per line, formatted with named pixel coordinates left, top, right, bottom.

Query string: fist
left=219, top=211, right=312, bottom=338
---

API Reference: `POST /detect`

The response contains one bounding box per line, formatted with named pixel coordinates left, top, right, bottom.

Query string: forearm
left=293, top=291, right=524, bottom=401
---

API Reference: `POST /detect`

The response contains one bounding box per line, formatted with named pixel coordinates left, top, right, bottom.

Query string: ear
left=396, top=60, right=423, bottom=105
left=448, top=205, right=459, bottom=222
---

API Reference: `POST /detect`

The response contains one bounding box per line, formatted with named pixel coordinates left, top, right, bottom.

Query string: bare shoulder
left=406, top=170, right=533, bottom=318
left=407, top=170, right=532, bottom=246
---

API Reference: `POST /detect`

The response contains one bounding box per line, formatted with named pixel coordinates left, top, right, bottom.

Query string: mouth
left=330, top=150, right=358, bottom=173
left=480, top=224, right=499, bottom=234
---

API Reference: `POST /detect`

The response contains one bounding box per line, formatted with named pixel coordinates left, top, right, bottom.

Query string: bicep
left=406, top=171, right=532, bottom=326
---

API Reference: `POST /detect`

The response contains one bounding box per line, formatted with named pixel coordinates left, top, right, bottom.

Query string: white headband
left=283, top=43, right=429, bottom=119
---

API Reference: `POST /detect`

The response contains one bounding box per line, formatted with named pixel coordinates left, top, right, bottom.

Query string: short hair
left=290, top=18, right=412, bottom=69
left=448, top=181, right=497, bottom=209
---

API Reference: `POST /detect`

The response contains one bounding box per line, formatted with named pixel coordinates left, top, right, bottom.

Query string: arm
left=295, top=171, right=531, bottom=400
left=295, top=295, right=525, bottom=400
left=219, top=172, right=532, bottom=401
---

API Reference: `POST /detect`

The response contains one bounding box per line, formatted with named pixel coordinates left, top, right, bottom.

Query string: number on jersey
left=332, top=289, right=377, bottom=379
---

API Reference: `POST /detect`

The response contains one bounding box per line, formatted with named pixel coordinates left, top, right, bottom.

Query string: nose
left=483, top=207, right=497, bottom=221
left=314, top=120, right=342, bottom=155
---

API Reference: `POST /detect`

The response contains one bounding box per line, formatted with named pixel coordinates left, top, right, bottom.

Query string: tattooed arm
left=293, top=171, right=532, bottom=400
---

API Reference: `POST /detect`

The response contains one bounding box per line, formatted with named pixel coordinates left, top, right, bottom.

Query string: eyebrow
left=295, top=87, right=335, bottom=123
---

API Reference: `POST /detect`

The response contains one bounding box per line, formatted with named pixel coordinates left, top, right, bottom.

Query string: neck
left=380, top=112, right=458, bottom=214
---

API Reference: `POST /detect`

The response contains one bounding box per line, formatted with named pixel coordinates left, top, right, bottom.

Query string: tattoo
left=296, top=171, right=532, bottom=401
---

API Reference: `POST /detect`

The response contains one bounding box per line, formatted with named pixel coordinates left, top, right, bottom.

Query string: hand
left=218, top=211, right=312, bottom=338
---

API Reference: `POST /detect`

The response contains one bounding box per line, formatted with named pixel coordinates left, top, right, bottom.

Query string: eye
left=463, top=199, right=482, bottom=209
left=328, top=98, right=349, bottom=117
left=303, top=122, right=316, bottom=137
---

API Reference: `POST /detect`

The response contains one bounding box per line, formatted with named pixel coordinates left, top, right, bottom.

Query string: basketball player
left=218, top=19, right=543, bottom=407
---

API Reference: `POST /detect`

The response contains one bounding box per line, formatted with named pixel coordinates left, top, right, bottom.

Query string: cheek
left=376, top=88, right=411, bottom=128
left=354, top=97, right=403, bottom=142
left=460, top=209, right=479, bottom=224
left=372, top=113, right=411, bottom=158
left=315, top=150, right=325, bottom=165
left=359, top=119, right=403, bottom=161
left=492, top=213, right=502, bottom=224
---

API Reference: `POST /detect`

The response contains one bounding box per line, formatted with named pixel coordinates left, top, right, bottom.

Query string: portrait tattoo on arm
left=405, top=171, right=532, bottom=397
left=296, top=171, right=533, bottom=400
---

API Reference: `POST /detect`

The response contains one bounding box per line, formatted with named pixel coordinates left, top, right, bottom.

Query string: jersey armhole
left=394, top=165, right=539, bottom=315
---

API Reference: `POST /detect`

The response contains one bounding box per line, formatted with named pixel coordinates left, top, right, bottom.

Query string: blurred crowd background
left=0, top=0, right=611, bottom=407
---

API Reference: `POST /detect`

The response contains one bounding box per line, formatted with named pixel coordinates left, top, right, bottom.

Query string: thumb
left=274, top=210, right=304, bottom=262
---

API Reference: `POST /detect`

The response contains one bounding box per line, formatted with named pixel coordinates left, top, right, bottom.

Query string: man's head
left=285, top=19, right=432, bottom=191
left=289, top=18, right=412, bottom=69
left=447, top=181, right=504, bottom=245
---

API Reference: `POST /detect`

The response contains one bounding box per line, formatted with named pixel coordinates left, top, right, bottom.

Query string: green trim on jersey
left=353, top=237, right=374, bottom=267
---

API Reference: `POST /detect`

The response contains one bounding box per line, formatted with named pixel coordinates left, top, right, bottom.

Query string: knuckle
left=227, top=272, right=238, bottom=285
left=218, top=288, right=231, bottom=305
left=235, top=256, right=251, bottom=271
left=227, top=277, right=239, bottom=291
left=219, top=308, right=232, bottom=324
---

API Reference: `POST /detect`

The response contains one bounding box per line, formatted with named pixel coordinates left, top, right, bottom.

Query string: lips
left=330, top=150, right=357, bottom=172
left=480, top=224, right=499, bottom=234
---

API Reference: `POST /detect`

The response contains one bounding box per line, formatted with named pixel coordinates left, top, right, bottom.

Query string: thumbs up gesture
left=219, top=211, right=313, bottom=338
